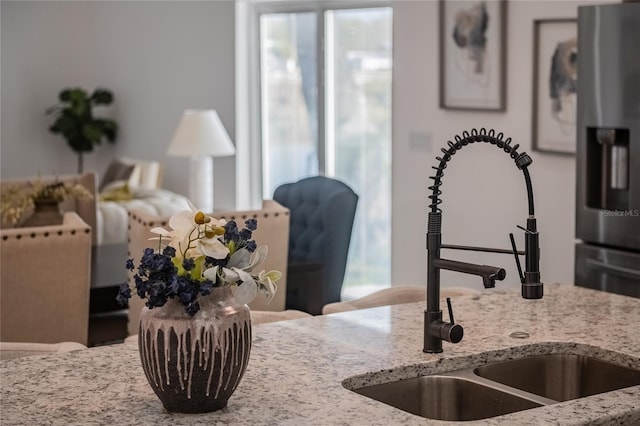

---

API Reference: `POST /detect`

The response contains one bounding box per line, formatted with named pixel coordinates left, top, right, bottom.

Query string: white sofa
left=97, top=187, right=190, bottom=245
left=96, top=159, right=190, bottom=245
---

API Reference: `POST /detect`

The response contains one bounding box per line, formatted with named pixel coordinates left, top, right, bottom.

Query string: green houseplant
left=47, top=87, right=118, bottom=173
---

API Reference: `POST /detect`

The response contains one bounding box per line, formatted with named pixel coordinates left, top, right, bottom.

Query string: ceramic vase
left=20, top=198, right=63, bottom=227
left=138, top=287, right=252, bottom=413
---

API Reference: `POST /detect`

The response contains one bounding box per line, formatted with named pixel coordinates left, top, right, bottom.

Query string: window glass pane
left=260, top=12, right=318, bottom=198
left=326, top=8, right=393, bottom=294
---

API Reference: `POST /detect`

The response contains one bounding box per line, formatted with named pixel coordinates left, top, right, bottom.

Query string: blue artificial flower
left=167, top=275, right=180, bottom=296
left=162, top=246, right=176, bottom=258
left=199, top=280, right=213, bottom=296
left=245, top=240, right=257, bottom=252
left=182, top=257, right=195, bottom=271
left=240, top=228, right=252, bottom=241
left=185, top=301, right=200, bottom=316
left=245, top=218, right=258, bottom=231
left=116, top=282, right=132, bottom=306
left=224, top=220, right=240, bottom=243
left=125, top=258, right=135, bottom=271
left=179, top=286, right=196, bottom=304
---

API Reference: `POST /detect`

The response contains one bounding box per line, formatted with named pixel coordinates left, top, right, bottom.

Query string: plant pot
left=138, top=287, right=252, bottom=413
left=20, top=198, right=63, bottom=227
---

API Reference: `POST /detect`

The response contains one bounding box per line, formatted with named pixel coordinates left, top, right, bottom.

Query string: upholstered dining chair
left=0, top=212, right=93, bottom=345
left=273, top=176, right=358, bottom=315
left=321, top=285, right=480, bottom=314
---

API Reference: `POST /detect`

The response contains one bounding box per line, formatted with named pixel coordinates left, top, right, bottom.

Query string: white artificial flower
left=229, top=268, right=258, bottom=305
left=204, top=265, right=258, bottom=305
left=256, top=270, right=280, bottom=302
left=150, top=200, right=228, bottom=260
left=198, top=237, right=229, bottom=260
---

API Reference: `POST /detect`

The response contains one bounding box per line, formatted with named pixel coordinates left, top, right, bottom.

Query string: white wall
left=0, top=0, right=237, bottom=209
left=391, top=0, right=618, bottom=290
left=2, top=0, right=619, bottom=290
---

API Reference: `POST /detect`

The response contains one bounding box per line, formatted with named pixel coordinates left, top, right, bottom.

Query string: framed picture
left=532, top=19, right=577, bottom=155
left=439, top=0, right=506, bottom=111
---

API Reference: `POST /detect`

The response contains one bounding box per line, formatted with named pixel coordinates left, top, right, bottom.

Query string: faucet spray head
left=510, top=219, right=544, bottom=299
left=522, top=217, right=543, bottom=299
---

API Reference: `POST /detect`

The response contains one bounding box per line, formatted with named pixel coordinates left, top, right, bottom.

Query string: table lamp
left=167, top=109, right=235, bottom=212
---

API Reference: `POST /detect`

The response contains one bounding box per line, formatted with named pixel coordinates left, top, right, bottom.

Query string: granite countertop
left=1, top=283, right=639, bottom=425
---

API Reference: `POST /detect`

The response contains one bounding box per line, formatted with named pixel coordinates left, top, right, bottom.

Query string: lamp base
left=188, top=157, right=214, bottom=213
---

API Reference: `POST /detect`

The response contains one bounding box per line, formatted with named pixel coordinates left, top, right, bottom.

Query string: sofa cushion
left=100, top=160, right=135, bottom=191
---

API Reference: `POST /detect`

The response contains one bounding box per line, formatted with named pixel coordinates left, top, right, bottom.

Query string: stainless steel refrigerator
left=575, top=2, right=640, bottom=298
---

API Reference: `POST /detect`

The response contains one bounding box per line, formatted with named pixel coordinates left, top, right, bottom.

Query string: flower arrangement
left=1, top=180, right=93, bottom=225
left=116, top=205, right=281, bottom=316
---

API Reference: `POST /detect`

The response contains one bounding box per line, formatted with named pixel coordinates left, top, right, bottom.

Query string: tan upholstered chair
left=126, top=200, right=290, bottom=336
left=1, top=212, right=92, bottom=345
left=0, top=341, right=87, bottom=361
left=322, top=285, right=479, bottom=314
left=1, top=172, right=98, bottom=245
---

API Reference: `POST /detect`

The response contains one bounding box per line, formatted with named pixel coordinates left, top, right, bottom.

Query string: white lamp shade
left=167, top=109, right=236, bottom=157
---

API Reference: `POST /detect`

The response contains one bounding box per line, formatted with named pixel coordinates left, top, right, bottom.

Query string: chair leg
left=285, top=261, right=325, bottom=315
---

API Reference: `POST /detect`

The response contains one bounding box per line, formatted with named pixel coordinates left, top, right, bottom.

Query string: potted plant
left=1, top=179, right=93, bottom=227
left=47, top=87, right=118, bottom=173
left=116, top=204, right=281, bottom=413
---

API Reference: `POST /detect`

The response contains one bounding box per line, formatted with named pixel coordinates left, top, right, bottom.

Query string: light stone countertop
left=1, top=283, right=639, bottom=425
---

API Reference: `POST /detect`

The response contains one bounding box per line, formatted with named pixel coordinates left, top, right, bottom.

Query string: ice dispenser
left=586, top=127, right=630, bottom=211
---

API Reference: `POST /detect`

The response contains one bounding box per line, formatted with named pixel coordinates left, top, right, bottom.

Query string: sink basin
left=474, top=353, right=640, bottom=401
left=345, top=344, right=640, bottom=421
left=352, top=375, right=542, bottom=421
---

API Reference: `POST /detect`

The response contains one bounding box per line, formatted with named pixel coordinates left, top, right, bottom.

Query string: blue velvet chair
left=273, top=176, right=358, bottom=314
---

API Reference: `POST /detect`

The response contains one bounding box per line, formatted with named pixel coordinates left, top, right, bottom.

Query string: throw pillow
left=100, top=160, right=135, bottom=191
left=99, top=181, right=133, bottom=202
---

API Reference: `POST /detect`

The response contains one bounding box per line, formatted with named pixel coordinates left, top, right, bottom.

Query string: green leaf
left=82, top=123, right=102, bottom=143
left=95, top=119, right=118, bottom=142
left=90, top=89, right=113, bottom=105
left=68, top=137, right=93, bottom=153
left=68, top=88, right=88, bottom=103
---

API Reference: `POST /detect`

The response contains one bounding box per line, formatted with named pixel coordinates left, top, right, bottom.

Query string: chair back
left=273, top=176, right=358, bottom=313
left=0, top=213, right=92, bottom=345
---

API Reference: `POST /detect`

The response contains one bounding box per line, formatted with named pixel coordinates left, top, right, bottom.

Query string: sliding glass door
left=259, top=4, right=392, bottom=297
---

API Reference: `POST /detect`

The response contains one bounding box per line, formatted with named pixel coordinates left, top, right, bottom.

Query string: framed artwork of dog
left=439, top=0, right=507, bottom=111
left=532, top=19, right=577, bottom=155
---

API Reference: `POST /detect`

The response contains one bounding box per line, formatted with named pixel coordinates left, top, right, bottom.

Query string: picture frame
left=439, top=0, right=507, bottom=111
left=532, top=19, right=578, bottom=155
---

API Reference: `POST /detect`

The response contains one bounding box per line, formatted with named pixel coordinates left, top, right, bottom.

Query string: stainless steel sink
left=345, top=346, right=640, bottom=421
left=474, top=353, right=640, bottom=402
left=352, top=375, right=542, bottom=421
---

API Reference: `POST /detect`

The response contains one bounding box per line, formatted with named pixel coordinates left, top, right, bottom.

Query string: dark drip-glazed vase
left=138, top=287, right=252, bottom=413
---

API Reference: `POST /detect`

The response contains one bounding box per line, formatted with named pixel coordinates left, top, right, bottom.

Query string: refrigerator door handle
left=586, top=259, right=640, bottom=279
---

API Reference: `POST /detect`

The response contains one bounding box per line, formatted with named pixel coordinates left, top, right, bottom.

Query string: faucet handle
left=445, top=298, right=463, bottom=344
left=446, top=297, right=456, bottom=324
left=509, top=232, right=525, bottom=283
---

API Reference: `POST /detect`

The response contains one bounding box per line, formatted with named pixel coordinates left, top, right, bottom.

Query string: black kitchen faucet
left=424, top=129, right=544, bottom=354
